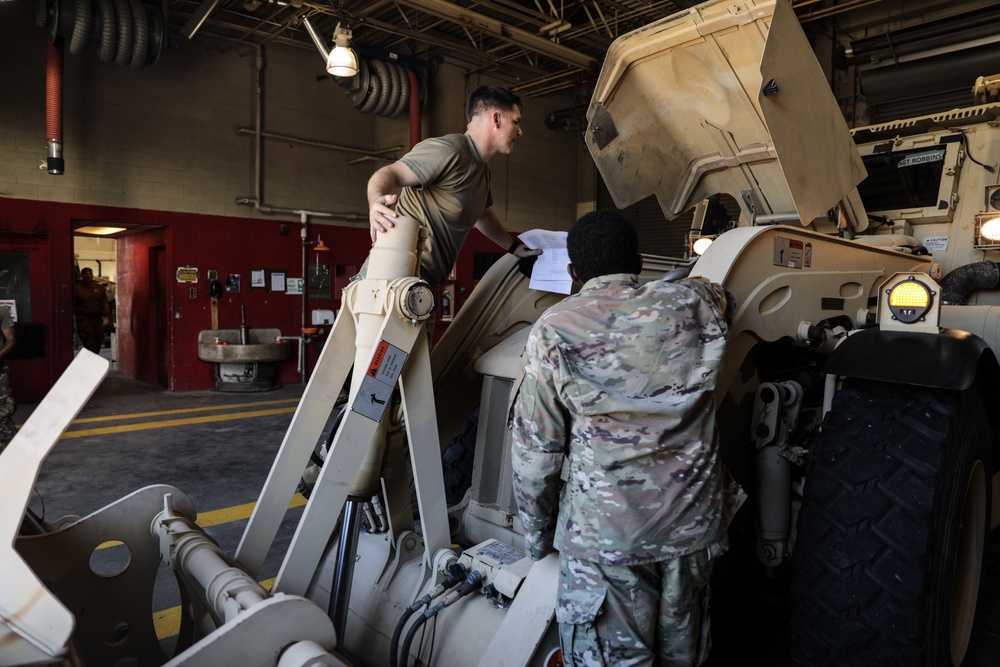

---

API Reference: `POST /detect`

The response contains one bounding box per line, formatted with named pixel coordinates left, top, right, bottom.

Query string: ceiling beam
left=391, top=0, right=595, bottom=67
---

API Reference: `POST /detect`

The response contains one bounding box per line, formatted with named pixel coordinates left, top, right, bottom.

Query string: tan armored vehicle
left=3, top=0, right=998, bottom=665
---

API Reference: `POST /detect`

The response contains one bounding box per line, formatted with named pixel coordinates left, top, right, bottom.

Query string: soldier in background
left=73, top=267, right=110, bottom=354
left=0, top=304, right=16, bottom=450
left=511, top=210, right=745, bottom=666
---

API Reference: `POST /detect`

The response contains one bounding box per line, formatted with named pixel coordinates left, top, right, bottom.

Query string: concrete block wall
left=0, top=4, right=582, bottom=232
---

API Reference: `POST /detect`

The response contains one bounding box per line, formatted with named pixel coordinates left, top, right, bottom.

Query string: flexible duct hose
left=399, top=570, right=483, bottom=667
left=940, top=260, right=1000, bottom=305
left=45, top=41, right=64, bottom=175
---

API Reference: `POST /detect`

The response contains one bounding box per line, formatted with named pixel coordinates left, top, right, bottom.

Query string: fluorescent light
left=75, top=225, right=127, bottom=236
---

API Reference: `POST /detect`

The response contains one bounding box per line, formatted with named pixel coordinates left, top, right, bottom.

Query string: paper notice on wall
left=518, top=229, right=572, bottom=295
left=0, top=300, right=16, bottom=322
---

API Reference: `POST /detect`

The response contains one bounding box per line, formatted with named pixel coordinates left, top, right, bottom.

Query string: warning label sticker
left=353, top=341, right=408, bottom=422
left=475, top=540, right=525, bottom=565
left=773, top=237, right=811, bottom=269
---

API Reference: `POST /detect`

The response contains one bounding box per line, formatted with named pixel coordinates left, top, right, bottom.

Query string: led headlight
left=886, top=277, right=934, bottom=324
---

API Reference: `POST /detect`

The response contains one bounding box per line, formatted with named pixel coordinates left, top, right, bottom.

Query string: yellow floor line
left=153, top=578, right=276, bottom=640
left=60, top=407, right=297, bottom=439
left=195, top=494, right=308, bottom=528
left=68, top=398, right=300, bottom=425
left=97, top=494, right=309, bottom=550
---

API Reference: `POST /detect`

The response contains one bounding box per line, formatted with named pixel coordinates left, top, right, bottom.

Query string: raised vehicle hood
left=585, top=0, right=867, bottom=230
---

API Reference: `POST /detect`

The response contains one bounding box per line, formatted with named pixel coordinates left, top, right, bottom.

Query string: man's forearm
left=475, top=210, right=516, bottom=249
left=367, top=166, right=401, bottom=207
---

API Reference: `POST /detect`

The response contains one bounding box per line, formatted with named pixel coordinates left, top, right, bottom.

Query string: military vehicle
left=3, top=0, right=999, bottom=665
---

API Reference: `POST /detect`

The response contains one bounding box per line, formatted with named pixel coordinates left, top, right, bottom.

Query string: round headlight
left=886, top=278, right=933, bottom=324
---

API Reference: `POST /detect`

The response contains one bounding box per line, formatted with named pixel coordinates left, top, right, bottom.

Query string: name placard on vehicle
left=352, top=340, right=407, bottom=422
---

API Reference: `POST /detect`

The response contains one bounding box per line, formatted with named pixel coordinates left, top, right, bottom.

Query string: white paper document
left=519, top=229, right=572, bottom=295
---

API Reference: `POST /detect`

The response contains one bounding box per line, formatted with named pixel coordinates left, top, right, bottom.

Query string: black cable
left=389, top=563, right=467, bottom=667
left=960, top=133, right=996, bottom=173
left=400, top=571, right=482, bottom=667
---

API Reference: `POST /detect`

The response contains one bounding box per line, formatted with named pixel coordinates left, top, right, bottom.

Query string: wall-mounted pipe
left=407, top=68, right=420, bottom=149
left=234, top=128, right=402, bottom=157
left=236, top=44, right=382, bottom=223
left=45, top=41, right=64, bottom=175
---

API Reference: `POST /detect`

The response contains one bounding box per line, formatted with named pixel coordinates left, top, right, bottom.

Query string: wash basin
left=197, top=329, right=290, bottom=364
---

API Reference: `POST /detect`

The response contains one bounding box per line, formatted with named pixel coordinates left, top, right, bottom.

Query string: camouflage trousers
left=0, top=362, right=16, bottom=450
left=556, top=549, right=715, bottom=667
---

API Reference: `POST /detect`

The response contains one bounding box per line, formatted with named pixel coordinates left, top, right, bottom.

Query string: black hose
left=940, top=260, right=1000, bottom=305
left=389, top=564, right=467, bottom=667
left=399, top=571, right=483, bottom=667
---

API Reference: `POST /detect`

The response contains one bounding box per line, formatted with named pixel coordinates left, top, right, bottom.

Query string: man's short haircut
left=567, top=210, right=640, bottom=284
left=466, top=86, right=522, bottom=124
left=81, top=267, right=93, bottom=274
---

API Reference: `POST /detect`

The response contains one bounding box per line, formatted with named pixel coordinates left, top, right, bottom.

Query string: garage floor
left=15, top=366, right=317, bottom=650
left=11, top=367, right=1000, bottom=666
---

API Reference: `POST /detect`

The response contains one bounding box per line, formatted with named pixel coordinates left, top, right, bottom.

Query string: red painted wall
left=0, top=196, right=504, bottom=401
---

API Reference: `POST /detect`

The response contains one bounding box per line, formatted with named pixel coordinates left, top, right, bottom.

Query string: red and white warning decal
left=353, top=340, right=408, bottom=422
left=773, top=236, right=812, bottom=269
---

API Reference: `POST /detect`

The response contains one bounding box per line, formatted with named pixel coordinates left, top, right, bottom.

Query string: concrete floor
left=12, top=363, right=1000, bottom=666
left=14, top=365, right=321, bottom=653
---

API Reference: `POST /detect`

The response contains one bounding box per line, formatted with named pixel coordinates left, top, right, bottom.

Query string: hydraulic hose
left=399, top=570, right=483, bottom=667
left=389, top=563, right=467, bottom=667
left=940, top=260, right=1000, bottom=305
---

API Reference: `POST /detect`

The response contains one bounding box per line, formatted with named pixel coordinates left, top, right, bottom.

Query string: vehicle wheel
left=790, top=380, right=991, bottom=666
left=442, top=406, right=479, bottom=507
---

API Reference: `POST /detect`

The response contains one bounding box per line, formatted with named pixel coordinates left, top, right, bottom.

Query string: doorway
left=73, top=235, right=117, bottom=366
left=151, top=245, right=168, bottom=387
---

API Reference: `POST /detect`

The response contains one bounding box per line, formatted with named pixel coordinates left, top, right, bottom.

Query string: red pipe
left=45, top=41, right=64, bottom=175
left=407, top=68, right=420, bottom=149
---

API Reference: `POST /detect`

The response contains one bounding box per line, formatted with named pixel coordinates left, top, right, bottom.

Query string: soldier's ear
left=568, top=264, right=579, bottom=283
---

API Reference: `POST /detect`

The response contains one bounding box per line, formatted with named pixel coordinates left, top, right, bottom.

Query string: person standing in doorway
left=0, top=305, right=17, bottom=450
left=511, top=211, right=745, bottom=666
left=74, top=267, right=110, bottom=354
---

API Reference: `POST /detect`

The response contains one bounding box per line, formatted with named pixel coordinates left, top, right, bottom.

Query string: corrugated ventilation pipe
left=940, top=260, right=1000, bottom=305
left=43, top=0, right=163, bottom=69
left=46, top=41, right=64, bottom=175
left=301, top=18, right=423, bottom=142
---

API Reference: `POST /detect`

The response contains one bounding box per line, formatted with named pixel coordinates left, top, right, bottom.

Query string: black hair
left=567, top=210, right=640, bottom=284
left=81, top=267, right=93, bottom=274
left=466, top=86, right=522, bottom=124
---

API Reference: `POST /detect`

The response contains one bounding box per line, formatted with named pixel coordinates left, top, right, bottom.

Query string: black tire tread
left=790, top=381, right=988, bottom=666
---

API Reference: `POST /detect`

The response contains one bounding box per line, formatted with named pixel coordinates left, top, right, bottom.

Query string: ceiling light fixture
left=327, top=23, right=358, bottom=78
left=74, top=225, right=128, bottom=236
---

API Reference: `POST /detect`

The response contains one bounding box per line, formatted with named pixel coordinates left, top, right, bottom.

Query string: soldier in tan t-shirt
left=367, top=85, right=542, bottom=284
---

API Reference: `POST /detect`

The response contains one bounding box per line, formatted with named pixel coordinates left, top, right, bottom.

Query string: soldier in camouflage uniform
left=512, top=211, right=745, bottom=667
left=0, top=305, right=17, bottom=450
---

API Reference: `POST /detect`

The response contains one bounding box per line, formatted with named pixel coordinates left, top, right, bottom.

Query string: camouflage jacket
left=511, top=274, right=744, bottom=564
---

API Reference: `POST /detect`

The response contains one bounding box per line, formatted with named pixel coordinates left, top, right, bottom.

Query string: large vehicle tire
left=790, top=380, right=991, bottom=667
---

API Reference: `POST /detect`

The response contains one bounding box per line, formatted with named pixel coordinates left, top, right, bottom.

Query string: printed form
left=519, top=229, right=572, bottom=295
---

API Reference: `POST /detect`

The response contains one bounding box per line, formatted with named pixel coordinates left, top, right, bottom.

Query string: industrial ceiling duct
left=40, top=0, right=163, bottom=67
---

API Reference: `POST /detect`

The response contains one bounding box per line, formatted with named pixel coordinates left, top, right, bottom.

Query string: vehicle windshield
left=858, top=147, right=946, bottom=211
